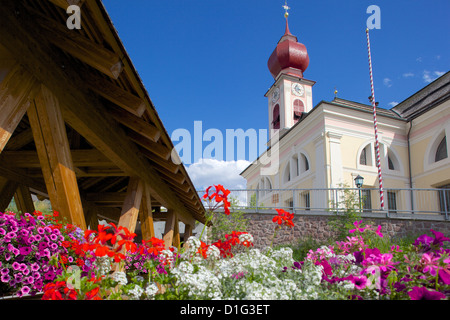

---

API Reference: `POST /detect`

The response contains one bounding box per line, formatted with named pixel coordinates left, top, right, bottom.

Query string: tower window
left=293, top=99, right=304, bottom=123
left=435, top=136, right=448, bottom=162
left=272, top=104, right=280, bottom=129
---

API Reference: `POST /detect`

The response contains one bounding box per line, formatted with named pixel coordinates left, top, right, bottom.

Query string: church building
left=240, top=12, right=450, bottom=215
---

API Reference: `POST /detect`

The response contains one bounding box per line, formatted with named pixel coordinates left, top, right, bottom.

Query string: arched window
left=283, top=162, right=291, bottom=183
left=359, top=144, right=372, bottom=166
left=300, top=153, right=309, bottom=172
left=435, top=136, right=448, bottom=162
left=293, top=99, right=304, bottom=123
left=272, top=104, right=280, bottom=129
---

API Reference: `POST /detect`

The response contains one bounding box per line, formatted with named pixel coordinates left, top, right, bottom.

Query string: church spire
left=283, top=1, right=291, bottom=35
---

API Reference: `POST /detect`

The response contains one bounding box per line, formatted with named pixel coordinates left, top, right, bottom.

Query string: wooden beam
left=108, top=105, right=160, bottom=141
left=28, top=6, right=122, bottom=79
left=84, top=74, right=146, bottom=117
left=117, top=177, right=143, bottom=233
left=0, top=2, right=200, bottom=226
left=0, top=149, right=116, bottom=168
left=140, top=147, right=180, bottom=174
left=126, top=130, right=171, bottom=160
left=14, top=184, right=35, bottom=214
left=0, top=62, right=39, bottom=153
left=0, top=166, right=47, bottom=196
left=27, top=85, right=86, bottom=229
left=86, top=192, right=126, bottom=203
left=139, top=183, right=155, bottom=241
left=0, top=179, right=19, bottom=212
left=4, top=129, right=34, bottom=151
left=184, top=224, right=193, bottom=240
left=48, top=0, right=85, bottom=10
left=163, top=210, right=176, bottom=249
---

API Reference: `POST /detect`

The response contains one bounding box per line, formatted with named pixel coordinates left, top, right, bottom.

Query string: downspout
left=407, top=120, right=414, bottom=213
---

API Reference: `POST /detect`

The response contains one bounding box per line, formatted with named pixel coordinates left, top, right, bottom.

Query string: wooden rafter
left=48, top=0, right=86, bottom=10
left=27, top=85, right=86, bottom=229
left=0, top=62, right=39, bottom=153
left=28, top=5, right=123, bottom=79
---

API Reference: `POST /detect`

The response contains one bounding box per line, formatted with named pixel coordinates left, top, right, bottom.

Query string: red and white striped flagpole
left=365, top=28, right=385, bottom=210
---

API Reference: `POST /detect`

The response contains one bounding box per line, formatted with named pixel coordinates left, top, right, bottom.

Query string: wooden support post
left=184, top=224, right=193, bottom=241
left=173, top=214, right=180, bottom=249
left=163, top=210, right=176, bottom=249
left=0, top=179, right=19, bottom=212
left=139, top=183, right=155, bottom=241
left=27, top=85, right=86, bottom=229
left=14, top=184, right=35, bottom=214
left=117, top=177, right=143, bottom=233
left=0, top=63, right=39, bottom=153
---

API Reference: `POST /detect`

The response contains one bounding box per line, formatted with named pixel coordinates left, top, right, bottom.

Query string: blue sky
left=103, top=0, right=449, bottom=189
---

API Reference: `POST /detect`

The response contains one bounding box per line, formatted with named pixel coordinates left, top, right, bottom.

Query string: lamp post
left=354, top=175, right=364, bottom=212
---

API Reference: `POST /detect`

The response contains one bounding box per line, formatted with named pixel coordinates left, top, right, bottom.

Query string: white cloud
left=423, top=70, right=445, bottom=83
left=388, top=101, right=399, bottom=107
left=383, top=78, right=392, bottom=87
left=186, top=158, right=250, bottom=191
left=402, top=72, right=414, bottom=78
left=416, top=57, right=422, bottom=62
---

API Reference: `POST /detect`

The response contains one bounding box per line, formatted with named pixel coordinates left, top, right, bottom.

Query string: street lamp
left=354, top=175, right=364, bottom=212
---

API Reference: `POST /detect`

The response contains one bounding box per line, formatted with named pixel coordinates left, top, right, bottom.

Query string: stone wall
left=244, top=212, right=450, bottom=248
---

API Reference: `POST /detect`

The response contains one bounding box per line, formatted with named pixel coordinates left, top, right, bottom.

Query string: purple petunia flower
left=408, top=286, right=446, bottom=300
left=1, top=274, right=11, bottom=283
left=19, top=246, right=32, bottom=256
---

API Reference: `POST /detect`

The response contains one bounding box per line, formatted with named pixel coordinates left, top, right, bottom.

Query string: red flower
left=203, top=184, right=231, bottom=215
left=85, top=287, right=101, bottom=300
left=272, top=209, right=295, bottom=228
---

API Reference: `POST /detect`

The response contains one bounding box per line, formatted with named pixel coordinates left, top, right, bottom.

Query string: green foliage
left=207, top=196, right=249, bottom=241
left=327, top=185, right=365, bottom=240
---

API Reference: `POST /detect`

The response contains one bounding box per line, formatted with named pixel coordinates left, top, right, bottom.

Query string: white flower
left=206, top=245, right=220, bottom=260
left=145, top=283, right=159, bottom=298
left=111, top=271, right=127, bottom=285
left=128, top=284, right=144, bottom=300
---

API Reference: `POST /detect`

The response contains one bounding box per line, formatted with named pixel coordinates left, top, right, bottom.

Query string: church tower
left=266, top=7, right=315, bottom=135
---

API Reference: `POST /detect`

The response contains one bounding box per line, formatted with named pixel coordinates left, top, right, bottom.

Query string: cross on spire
left=282, top=1, right=290, bottom=18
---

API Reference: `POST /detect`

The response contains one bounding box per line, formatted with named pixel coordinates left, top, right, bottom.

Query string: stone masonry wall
left=245, top=212, right=450, bottom=249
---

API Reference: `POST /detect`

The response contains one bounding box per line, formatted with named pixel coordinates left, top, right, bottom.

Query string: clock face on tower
left=272, top=87, right=280, bottom=103
left=292, top=83, right=305, bottom=97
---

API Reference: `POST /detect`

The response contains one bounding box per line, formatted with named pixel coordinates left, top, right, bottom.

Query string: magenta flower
left=19, top=246, right=32, bottom=256
left=408, top=286, right=446, bottom=300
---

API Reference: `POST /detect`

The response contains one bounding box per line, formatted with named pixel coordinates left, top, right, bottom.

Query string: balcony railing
left=198, top=188, right=450, bottom=220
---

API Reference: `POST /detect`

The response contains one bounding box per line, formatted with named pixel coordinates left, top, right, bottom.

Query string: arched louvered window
left=272, top=104, right=280, bottom=129
left=293, top=99, right=304, bottom=123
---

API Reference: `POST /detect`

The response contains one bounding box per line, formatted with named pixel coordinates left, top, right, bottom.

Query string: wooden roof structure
left=0, top=0, right=206, bottom=248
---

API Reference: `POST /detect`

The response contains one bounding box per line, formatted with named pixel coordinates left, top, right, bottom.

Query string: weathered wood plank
left=0, top=63, right=39, bottom=153
left=28, top=85, right=86, bottom=229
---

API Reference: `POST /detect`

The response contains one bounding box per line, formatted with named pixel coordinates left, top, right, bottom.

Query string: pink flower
left=408, top=286, right=446, bottom=300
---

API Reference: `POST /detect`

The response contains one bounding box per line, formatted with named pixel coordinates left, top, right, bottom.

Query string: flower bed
left=1, top=185, right=449, bottom=300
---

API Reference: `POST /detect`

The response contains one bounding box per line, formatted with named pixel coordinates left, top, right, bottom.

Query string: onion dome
left=267, top=17, right=309, bottom=79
